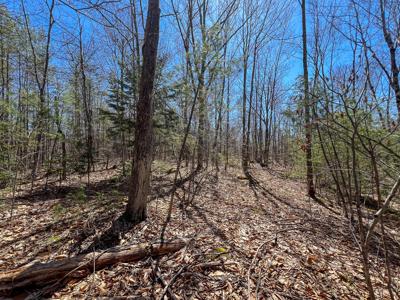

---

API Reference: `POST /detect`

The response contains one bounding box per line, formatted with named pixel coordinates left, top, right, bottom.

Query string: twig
left=157, top=265, right=186, bottom=300
left=247, top=239, right=274, bottom=299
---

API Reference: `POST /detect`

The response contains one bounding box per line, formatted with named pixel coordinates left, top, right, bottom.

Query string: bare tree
left=124, top=0, right=160, bottom=223
left=22, top=0, right=55, bottom=190
left=301, top=0, right=316, bottom=199
left=378, top=0, right=400, bottom=122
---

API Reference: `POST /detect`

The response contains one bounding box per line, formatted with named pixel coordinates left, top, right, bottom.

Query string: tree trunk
left=225, top=78, right=230, bottom=171
left=195, top=2, right=208, bottom=171
left=242, top=56, right=249, bottom=172
left=124, top=0, right=160, bottom=223
left=196, top=71, right=206, bottom=170
left=378, top=0, right=400, bottom=122
left=301, top=0, right=316, bottom=199
left=78, top=24, right=94, bottom=185
left=22, top=0, right=55, bottom=191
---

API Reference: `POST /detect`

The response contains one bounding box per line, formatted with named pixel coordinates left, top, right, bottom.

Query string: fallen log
left=0, top=238, right=187, bottom=295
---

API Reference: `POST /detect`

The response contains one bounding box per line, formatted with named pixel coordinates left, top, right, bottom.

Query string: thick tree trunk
left=0, top=239, right=187, bottom=296
left=124, top=0, right=160, bottom=223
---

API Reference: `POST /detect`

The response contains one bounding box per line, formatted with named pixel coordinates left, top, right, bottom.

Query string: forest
left=0, top=0, right=399, bottom=298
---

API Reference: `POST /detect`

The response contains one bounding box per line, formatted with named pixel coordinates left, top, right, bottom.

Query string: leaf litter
left=0, top=164, right=399, bottom=299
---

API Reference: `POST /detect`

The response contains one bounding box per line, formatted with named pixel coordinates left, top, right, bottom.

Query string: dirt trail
left=1, top=165, right=399, bottom=299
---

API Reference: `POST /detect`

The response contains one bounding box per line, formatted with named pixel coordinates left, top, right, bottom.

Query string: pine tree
left=101, top=73, right=134, bottom=175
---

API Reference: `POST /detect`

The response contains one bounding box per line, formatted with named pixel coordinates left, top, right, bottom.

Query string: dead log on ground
left=0, top=238, right=187, bottom=295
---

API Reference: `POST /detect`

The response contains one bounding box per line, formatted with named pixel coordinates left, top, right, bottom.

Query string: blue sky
left=5, top=0, right=306, bottom=84
left=3, top=0, right=365, bottom=109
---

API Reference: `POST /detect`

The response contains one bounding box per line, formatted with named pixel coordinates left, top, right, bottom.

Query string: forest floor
left=1, top=162, right=400, bottom=299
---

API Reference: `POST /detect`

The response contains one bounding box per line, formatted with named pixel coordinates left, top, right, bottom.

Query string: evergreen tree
left=101, top=72, right=134, bottom=174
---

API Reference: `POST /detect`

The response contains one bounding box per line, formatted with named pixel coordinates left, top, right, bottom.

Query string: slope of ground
left=0, top=163, right=399, bottom=299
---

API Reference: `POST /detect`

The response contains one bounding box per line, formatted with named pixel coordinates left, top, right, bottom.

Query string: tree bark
left=0, top=239, right=187, bottom=296
left=301, top=0, right=316, bottom=199
left=124, top=0, right=160, bottom=223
